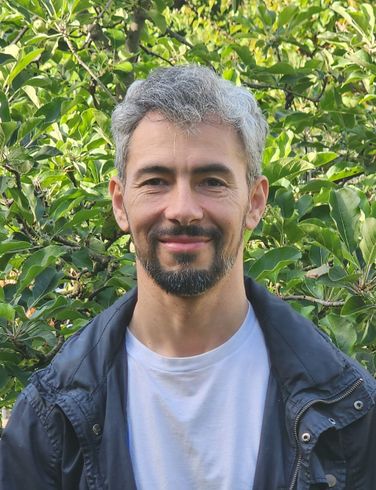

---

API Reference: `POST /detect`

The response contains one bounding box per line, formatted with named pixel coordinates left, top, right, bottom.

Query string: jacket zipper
left=288, top=377, right=364, bottom=490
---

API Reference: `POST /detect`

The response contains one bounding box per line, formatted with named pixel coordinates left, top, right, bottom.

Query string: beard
left=133, top=224, right=242, bottom=297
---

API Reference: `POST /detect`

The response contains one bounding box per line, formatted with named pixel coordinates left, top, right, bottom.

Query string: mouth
left=158, top=235, right=211, bottom=253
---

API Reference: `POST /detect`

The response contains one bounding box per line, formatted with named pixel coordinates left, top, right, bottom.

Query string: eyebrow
left=134, top=163, right=234, bottom=180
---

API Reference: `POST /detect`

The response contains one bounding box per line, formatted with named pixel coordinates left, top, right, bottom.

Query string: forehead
left=127, top=111, right=246, bottom=169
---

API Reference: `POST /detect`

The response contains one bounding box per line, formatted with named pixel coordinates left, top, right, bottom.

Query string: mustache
left=149, top=225, right=222, bottom=240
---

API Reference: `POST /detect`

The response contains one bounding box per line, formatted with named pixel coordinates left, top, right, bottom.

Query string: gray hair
left=111, top=65, right=268, bottom=183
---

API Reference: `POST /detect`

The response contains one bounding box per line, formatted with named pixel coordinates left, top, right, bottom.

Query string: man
left=1, top=65, right=376, bottom=489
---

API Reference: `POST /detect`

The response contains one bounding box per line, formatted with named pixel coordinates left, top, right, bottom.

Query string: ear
left=245, top=176, right=269, bottom=230
left=109, top=176, right=129, bottom=233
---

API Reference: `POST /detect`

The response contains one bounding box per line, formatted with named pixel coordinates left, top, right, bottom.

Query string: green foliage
left=0, top=0, right=375, bottom=411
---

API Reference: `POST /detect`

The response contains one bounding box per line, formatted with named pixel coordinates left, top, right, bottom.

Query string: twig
left=20, top=218, right=39, bottom=243
left=244, top=81, right=326, bottom=104
left=57, top=24, right=116, bottom=103
left=4, top=163, right=22, bottom=191
left=12, top=328, right=65, bottom=368
left=281, top=294, right=345, bottom=307
left=165, top=27, right=193, bottom=48
left=95, top=0, right=112, bottom=23
left=82, top=0, right=113, bottom=48
left=53, top=235, right=80, bottom=249
left=140, top=44, right=174, bottom=65
left=104, top=230, right=124, bottom=250
left=54, top=234, right=111, bottom=266
left=37, top=334, right=65, bottom=366
left=315, top=75, right=328, bottom=102
left=87, top=285, right=109, bottom=301
left=13, top=26, right=28, bottom=44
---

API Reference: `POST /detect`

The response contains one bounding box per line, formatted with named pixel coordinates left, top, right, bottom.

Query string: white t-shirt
left=126, top=303, right=270, bottom=490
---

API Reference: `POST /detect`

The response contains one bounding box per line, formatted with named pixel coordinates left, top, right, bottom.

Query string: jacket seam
left=65, top=294, right=134, bottom=387
left=23, top=389, right=60, bottom=469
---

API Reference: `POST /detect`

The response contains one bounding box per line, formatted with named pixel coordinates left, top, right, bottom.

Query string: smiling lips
left=158, top=235, right=211, bottom=253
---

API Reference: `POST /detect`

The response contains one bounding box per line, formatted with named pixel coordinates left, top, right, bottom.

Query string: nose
left=164, top=183, right=204, bottom=225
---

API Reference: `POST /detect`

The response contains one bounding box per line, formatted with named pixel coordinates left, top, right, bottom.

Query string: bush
left=0, top=0, right=375, bottom=416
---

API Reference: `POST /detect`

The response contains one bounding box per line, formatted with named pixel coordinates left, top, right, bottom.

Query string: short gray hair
left=111, top=65, right=268, bottom=183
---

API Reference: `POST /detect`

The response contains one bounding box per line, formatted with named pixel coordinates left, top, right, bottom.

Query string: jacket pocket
left=308, top=452, right=346, bottom=489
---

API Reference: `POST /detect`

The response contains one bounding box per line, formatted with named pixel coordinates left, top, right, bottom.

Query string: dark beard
left=135, top=225, right=239, bottom=296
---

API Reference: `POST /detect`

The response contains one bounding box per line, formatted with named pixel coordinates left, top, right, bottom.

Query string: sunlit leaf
left=5, top=49, right=44, bottom=87
left=17, top=246, right=66, bottom=294
left=329, top=188, right=360, bottom=255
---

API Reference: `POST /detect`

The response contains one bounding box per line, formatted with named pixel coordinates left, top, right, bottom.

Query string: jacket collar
left=244, top=277, right=375, bottom=433
left=244, top=277, right=349, bottom=398
left=39, top=277, right=369, bottom=414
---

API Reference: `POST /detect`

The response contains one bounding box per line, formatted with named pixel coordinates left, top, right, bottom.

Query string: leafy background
left=0, top=0, right=375, bottom=422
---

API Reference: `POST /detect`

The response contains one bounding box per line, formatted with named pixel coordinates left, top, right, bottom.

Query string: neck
left=129, top=258, right=249, bottom=357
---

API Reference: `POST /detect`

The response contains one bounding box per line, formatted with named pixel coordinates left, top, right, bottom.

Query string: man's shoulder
left=30, top=288, right=138, bottom=395
left=244, top=276, right=376, bottom=397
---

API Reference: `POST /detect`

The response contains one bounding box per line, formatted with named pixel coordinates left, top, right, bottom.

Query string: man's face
left=110, top=112, right=268, bottom=296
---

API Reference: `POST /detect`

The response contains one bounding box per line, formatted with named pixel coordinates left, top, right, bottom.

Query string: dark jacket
left=1, top=278, right=376, bottom=490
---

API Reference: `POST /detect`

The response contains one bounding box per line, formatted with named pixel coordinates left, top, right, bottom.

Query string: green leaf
left=232, top=45, right=255, bottom=65
left=329, top=188, right=360, bottom=254
left=328, top=166, right=364, bottom=183
left=0, top=122, right=18, bottom=144
left=248, top=247, right=301, bottom=281
left=0, top=366, right=9, bottom=390
left=267, top=62, right=296, bottom=75
left=148, top=9, right=167, bottom=33
left=361, top=4, right=375, bottom=38
left=300, top=223, right=343, bottom=262
left=0, top=53, right=16, bottom=66
left=17, top=245, right=66, bottom=294
left=70, top=0, right=91, bottom=14
left=360, top=217, right=376, bottom=272
left=328, top=265, right=347, bottom=282
left=0, top=240, right=31, bottom=255
left=5, top=49, right=44, bottom=87
left=278, top=5, right=298, bottom=27
left=263, top=157, right=314, bottom=186
left=310, top=152, right=338, bottom=167
left=332, top=2, right=374, bottom=42
left=33, top=145, right=63, bottom=160
left=0, top=303, right=16, bottom=322
left=60, top=208, right=100, bottom=231
left=29, top=267, right=64, bottom=307
left=321, top=313, right=357, bottom=355
left=275, top=187, right=295, bottom=218
left=17, top=116, right=45, bottom=141
left=114, top=61, right=133, bottom=73
left=34, top=97, right=65, bottom=124
left=300, top=179, right=336, bottom=193
left=341, top=296, right=375, bottom=316
left=0, top=91, right=11, bottom=122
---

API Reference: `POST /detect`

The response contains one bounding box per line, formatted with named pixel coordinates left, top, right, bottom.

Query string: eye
left=141, top=178, right=168, bottom=186
left=201, top=177, right=226, bottom=187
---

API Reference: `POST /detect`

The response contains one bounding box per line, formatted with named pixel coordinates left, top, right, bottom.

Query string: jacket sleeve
left=0, top=388, right=60, bottom=490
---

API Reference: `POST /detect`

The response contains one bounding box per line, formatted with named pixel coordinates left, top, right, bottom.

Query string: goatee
left=135, top=225, right=239, bottom=296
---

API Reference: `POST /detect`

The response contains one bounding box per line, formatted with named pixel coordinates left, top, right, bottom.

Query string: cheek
left=124, top=201, right=163, bottom=236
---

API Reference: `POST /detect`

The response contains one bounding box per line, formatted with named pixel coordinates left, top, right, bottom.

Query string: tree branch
left=4, top=163, right=22, bottom=191
left=57, top=24, right=117, bottom=103
left=82, top=0, right=113, bottom=49
left=13, top=25, right=28, bottom=45
left=36, top=333, right=65, bottom=367
left=281, top=294, right=345, bottom=307
left=140, top=44, right=174, bottom=65
left=87, top=284, right=109, bottom=301
left=165, top=27, right=193, bottom=48
left=52, top=235, right=81, bottom=249
left=127, top=7, right=147, bottom=56
left=244, top=80, right=326, bottom=104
